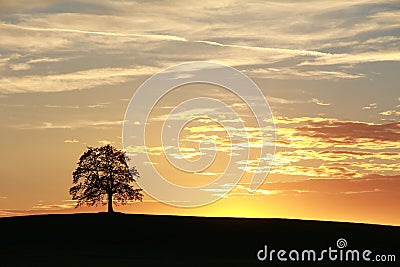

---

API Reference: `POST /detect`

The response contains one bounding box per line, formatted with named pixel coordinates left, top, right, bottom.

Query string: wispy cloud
left=362, top=103, right=378, bottom=110
left=256, top=174, right=400, bottom=195
left=380, top=110, right=400, bottom=116
left=196, top=40, right=331, bottom=57
left=246, top=68, right=365, bottom=80
left=44, top=104, right=79, bottom=109
left=0, top=67, right=159, bottom=94
left=8, top=56, right=74, bottom=71
left=99, top=139, right=112, bottom=145
left=31, top=200, right=76, bottom=210
left=267, top=96, right=305, bottom=104
left=0, top=22, right=188, bottom=42
left=12, top=120, right=123, bottom=130
left=64, top=139, right=78, bottom=144
left=311, top=98, right=331, bottom=106
left=0, top=0, right=397, bottom=97
left=295, top=120, right=400, bottom=143
left=271, top=116, right=400, bottom=179
left=298, top=51, right=400, bottom=66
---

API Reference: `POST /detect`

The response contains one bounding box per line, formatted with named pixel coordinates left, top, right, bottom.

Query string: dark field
left=0, top=213, right=398, bottom=266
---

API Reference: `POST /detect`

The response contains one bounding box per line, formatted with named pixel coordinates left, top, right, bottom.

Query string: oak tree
left=70, top=144, right=143, bottom=213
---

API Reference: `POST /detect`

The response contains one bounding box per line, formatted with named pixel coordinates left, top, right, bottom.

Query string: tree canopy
left=70, top=144, right=143, bottom=213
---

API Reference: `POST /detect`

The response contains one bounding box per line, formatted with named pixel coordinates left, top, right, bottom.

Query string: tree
left=70, top=144, right=143, bottom=213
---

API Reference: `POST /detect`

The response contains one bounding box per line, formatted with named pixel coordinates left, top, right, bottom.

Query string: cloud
left=342, top=189, right=383, bottom=194
left=319, top=150, right=399, bottom=161
left=31, top=201, right=76, bottom=210
left=0, top=0, right=67, bottom=11
left=8, top=56, right=73, bottom=71
left=274, top=116, right=328, bottom=125
left=0, top=53, right=21, bottom=67
left=298, top=51, right=400, bottom=66
left=87, top=102, right=109, bottom=108
left=362, top=103, right=378, bottom=110
left=331, top=161, right=400, bottom=173
left=311, top=98, right=331, bottom=106
left=246, top=67, right=365, bottom=80
left=295, top=120, right=400, bottom=143
left=0, top=0, right=397, bottom=98
left=255, top=174, right=400, bottom=195
left=99, top=140, right=111, bottom=145
left=271, top=149, right=399, bottom=177
left=44, top=104, right=79, bottom=109
left=12, top=120, right=123, bottom=130
left=267, top=96, right=305, bottom=104
left=380, top=110, right=400, bottom=116
left=64, top=139, right=78, bottom=144
left=9, top=63, right=30, bottom=71
left=196, top=40, right=331, bottom=57
left=270, top=116, right=400, bottom=179
left=270, top=163, right=363, bottom=178
left=0, top=66, right=159, bottom=94
left=149, top=108, right=218, bottom=122
left=28, top=57, right=69, bottom=64
left=0, top=22, right=188, bottom=42
left=0, top=24, right=73, bottom=51
left=212, top=173, right=400, bottom=197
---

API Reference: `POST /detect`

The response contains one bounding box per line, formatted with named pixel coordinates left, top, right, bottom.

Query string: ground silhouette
left=0, top=213, right=398, bottom=266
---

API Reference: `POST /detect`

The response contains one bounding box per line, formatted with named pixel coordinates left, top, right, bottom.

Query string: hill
left=0, top=213, right=398, bottom=266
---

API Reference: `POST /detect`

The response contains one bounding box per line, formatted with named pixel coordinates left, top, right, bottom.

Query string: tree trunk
left=107, top=193, right=114, bottom=213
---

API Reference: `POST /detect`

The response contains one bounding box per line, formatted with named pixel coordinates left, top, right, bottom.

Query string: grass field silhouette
left=0, top=213, right=398, bottom=266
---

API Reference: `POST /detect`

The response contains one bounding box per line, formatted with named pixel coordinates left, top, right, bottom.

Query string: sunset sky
left=0, top=0, right=399, bottom=226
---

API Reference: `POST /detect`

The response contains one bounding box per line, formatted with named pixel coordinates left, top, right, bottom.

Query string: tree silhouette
left=70, top=144, right=143, bottom=213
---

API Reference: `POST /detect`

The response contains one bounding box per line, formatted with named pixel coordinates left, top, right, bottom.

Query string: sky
left=0, top=0, right=399, bottom=225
